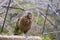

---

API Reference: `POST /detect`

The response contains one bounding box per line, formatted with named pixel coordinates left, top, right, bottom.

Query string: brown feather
left=14, top=11, right=32, bottom=35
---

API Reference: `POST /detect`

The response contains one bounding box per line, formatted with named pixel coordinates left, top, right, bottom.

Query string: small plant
left=41, top=36, right=51, bottom=40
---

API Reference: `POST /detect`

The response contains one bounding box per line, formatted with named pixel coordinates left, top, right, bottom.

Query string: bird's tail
left=14, top=29, right=22, bottom=35
left=14, top=25, right=22, bottom=35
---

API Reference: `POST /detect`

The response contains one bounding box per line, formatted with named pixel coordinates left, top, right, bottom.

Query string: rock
left=0, top=35, right=41, bottom=40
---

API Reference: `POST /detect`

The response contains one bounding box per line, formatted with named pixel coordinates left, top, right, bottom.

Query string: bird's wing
left=14, top=17, right=23, bottom=35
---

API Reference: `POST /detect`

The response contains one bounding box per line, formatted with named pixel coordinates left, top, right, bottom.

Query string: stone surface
left=0, top=35, right=41, bottom=40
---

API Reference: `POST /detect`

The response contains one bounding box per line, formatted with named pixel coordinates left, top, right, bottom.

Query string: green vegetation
left=41, top=36, right=51, bottom=40
left=0, top=25, right=9, bottom=35
left=33, top=16, right=44, bottom=25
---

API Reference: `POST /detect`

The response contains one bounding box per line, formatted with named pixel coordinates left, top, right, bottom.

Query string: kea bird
left=14, top=11, right=33, bottom=36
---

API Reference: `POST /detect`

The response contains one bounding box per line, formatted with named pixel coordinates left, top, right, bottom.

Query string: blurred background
left=0, top=0, right=60, bottom=40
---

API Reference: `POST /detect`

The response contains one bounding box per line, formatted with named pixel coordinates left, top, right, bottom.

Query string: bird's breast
left=20, top=18, right=32, bottom=31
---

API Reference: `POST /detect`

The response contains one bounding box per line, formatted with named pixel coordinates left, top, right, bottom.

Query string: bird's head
left=25, top=11, right=32, bottom=19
